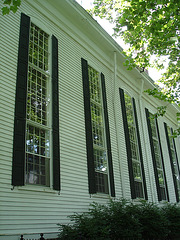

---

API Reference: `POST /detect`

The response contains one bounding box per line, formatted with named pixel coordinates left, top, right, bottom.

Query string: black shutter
left=172, top=128, right=180, bottom=201
left=52, top=35, right=60, bottom=191
left=164, top=123, right=179, bottom=202
left=145, top=108, right=161, bottom=201
left=81, top=58, right=96, bottom=194
left=132, top=98, right=148, bottom=200
left=172, top=129, right=180, bottom=177
left=12, top=13, right=30, bottom=186
left=101, top=73, right=115, bottom=197
left=156, top=119, right=169, bottom=201
left=119, top=88, right=136, bottom=199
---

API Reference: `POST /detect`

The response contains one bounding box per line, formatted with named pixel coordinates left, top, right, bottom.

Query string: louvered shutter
left=145, top=108, right=162, bottom=201
left=164, top=123, right=179, bottom=202
left=132, top=99, right=148, bottom=200
left=101, top=73, right=115, bottom=197
left=81, top=58, right=96, bottom=194
left=119, top=88, right=136, bottom=199
left=12, top=13, right=30, bottom=186
left=155, top=119, right=169, bottom=201
left=52, top=35, right=60, bottom=191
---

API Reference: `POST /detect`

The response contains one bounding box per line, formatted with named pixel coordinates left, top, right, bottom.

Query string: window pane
left=124, top=93, right=144, bottom=198
left=167, top=126, right=180, bottom=200
left=26, top=125, right=50, bottom=186
left=26, top=23, right=50, bottom=187
left=94, top=148, right=107, bottom=173
left=150, top=115, right=167, bottom=200
left=95, top=172, right=109, bottom=194
left=88, top=66, right=109, bottom=194
left=27, top=66, right=48, bottom=126
left=160, top=186, right=166, bottom=200
left=134, top=181, right=144, bottom=198
left=133, top=161, right=142, bottom=181
left=29, top=23, right=49, bottom=71
left=157, top=169, right=165, bottom=186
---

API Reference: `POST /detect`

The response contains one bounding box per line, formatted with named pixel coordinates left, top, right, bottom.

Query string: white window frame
left=88, top=65, right=110, bottom=194
left=25, top=21, right=52, bottom=187
left=167, top=126, right=180, bottom=199
left=149, top=115, right=168, bottom=200
left=124, top=92, right=145, bottom=198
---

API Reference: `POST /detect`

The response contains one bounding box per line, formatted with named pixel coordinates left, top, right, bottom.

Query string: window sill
left=132, top=198, right=146, bottom=204
left=158, top=200, right=169, bottom=205
left=15, top=185, right=59, bottom=194
left=90, top=193, right=110, bottom=199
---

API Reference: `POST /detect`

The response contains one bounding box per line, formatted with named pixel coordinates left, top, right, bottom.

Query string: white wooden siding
left=0, top=0, right=180, bottom=239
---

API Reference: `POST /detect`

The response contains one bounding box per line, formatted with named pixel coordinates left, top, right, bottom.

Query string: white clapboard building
left=0, top=0, right=180, bottom=239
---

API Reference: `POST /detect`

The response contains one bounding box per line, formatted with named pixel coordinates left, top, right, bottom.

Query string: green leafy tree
left=91, top=0, right=180, bottom=135
left=1, top=0, right=21, bottom=15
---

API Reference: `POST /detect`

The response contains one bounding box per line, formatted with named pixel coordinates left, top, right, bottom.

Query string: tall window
left=81, top=58, right=115, bottom=196
left=149, top=114, right=168, bottom=200
left=124, top=93, right=145, bottom=198
left=165, top=124, right=180, bottom=202
left=88, top=66, right=109, bottom=194
left=12, top=13, right=60, bottom=190
left=25, top=23, right=50, bottom=186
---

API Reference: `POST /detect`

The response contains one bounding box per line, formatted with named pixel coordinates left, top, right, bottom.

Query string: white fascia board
left=67, top=0, right=124, bottom=51
left=33, top=0, right=155, bottom=87
left=67, top=1, right=157, bottom=86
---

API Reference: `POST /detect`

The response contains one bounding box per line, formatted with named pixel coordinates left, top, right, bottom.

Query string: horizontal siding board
left=0, top=161, right=12, bottom=168
left=0, top=91, right=16, bottom=102
left=0, top=105, right=15, bottom=114
left=0, top=225, right=58, bottom=231
left=0, top=0, right=179, bottom=239
left=0, top=82, right=16, bottom=93
left=1, top=50, right=18, bottom=63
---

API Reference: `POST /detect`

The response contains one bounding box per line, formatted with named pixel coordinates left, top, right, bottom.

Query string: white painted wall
left=0, top=0, right=180, bottom=239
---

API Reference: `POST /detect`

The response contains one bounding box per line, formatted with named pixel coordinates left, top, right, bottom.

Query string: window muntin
left=27, top=66, right=48, bottom=125
left=25, top=23, right=50, bottom=187
left=88, top=66, right=109, bottom=194
left=29, top=23, right=49, bottom=71
left=124, top=93, right=144, bottom=198
left=167, top=126, right=180, bottom=199
left=149, top=115, right=168, bottom=200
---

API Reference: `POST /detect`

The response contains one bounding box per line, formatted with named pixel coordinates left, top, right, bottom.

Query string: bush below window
left=58, top=199, right=180, bottom=240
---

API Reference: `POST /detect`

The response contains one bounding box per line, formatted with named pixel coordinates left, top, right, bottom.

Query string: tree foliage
left=1, top=0, right=21, bottom=15
left=91, top=0, right=180, bottom=133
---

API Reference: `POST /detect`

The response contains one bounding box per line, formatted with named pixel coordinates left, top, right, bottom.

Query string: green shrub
left=161, top=202, right=180, bottom=239
left=137, top=201, right=169, bottom=239
left=58, top=199, right=180, bottom=240
left=106, top=199, right=142, bottom=239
